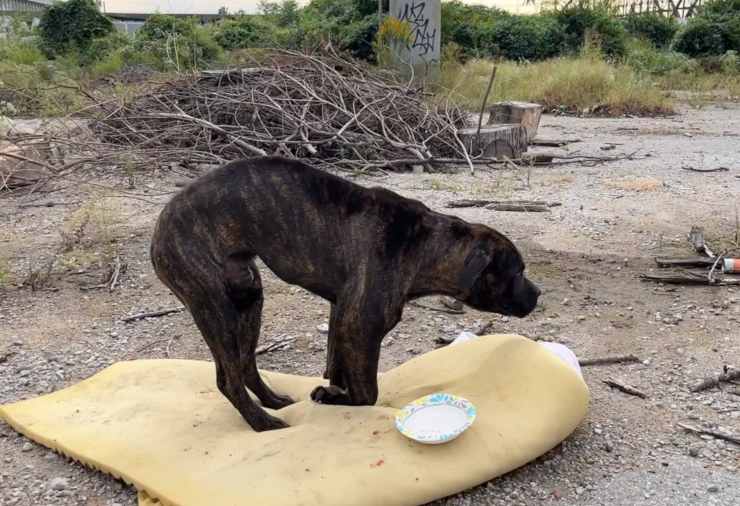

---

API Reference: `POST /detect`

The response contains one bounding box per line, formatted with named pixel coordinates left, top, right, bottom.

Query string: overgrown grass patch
left=440, top=52, right=674, bottom=116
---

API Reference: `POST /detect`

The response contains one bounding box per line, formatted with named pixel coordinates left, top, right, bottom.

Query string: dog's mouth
left=499, top=303, right=535, bottom=318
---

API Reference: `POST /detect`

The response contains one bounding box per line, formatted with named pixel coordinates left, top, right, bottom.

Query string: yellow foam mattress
left=0, top=334, right=589, bottom=506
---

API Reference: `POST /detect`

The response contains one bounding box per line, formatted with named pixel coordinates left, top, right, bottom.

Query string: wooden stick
left=603, top=379, right=647, bottom=398
left=677, top=423, right=740, bottom=446
left=109, top=255, right=122, bottom=292
left=487, top=203, right=550, bottom=212
left=579, top=355, right=641, bottom=367
left=408, top=301, right=465, bottom=315
left=640, top=272, right=740, bottom=286
left=447, top=199, right=560, bottom=209
left=122, top=307, right=185, bottom=323
left=529, top=138, right=581, bottom=147
left=681, top=166, right=729, bottom=173
left=475, top=65, right=497, bottom=158
left=708, top=252, right=726, bottom=285
left=255, top=335, right=295, bottom=355
left=654, top=257, right=715, bottom=268
left=690, top=369, right=740, bottom=392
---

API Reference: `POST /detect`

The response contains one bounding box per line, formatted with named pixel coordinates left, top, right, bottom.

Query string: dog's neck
left=408, top=215, right=479, bottom=300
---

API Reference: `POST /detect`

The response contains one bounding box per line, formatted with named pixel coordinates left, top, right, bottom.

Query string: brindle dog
left=151, top=156, right=541, bottom=431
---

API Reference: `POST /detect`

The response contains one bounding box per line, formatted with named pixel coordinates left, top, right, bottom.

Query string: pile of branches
left=89, top=49, right=473, bottom=173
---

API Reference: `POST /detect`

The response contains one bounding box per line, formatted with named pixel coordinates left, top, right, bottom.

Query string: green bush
left=259, top=0, right=301, bottom=26
left=482, top=15, right=565, bottom=60
left=555, top=4, right=628, bottom=58
left=624, top=37, right=696, bottom=75
left=212, top=16, right=277, bottom=49
left=38, top=0, right=114, bottom=57
left=340, top=15, right=379, bottom=61
left=135, top=14, right=222, bottom=70
left=299, top=0, right=378, bottom=57
left=0, top=36, right=46, bottom=66
left=674, top=17, right=730, bottom=56
left=674, top=0, right=740, bottom=56
left=441, top=1, right=508, bottom=54
left=77, top=31, right=130, bottom=67
left=623, top=13, right=679, bottom=48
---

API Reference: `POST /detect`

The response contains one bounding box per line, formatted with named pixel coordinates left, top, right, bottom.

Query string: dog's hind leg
left=188, top=288, right=289, bottom=431
left=153, top=249, right=288, bottom=431
left=225, top=255, right=294, bottom=410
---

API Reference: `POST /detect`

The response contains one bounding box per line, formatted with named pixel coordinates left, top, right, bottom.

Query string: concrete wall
left=390, top=0, right=441, bottom=66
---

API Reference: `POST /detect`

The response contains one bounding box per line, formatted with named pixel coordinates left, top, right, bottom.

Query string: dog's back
left=152, top=156, right=435, bottom=299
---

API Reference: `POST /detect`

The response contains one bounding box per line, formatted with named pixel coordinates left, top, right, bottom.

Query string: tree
left=38, top=0, right=114, bottom=57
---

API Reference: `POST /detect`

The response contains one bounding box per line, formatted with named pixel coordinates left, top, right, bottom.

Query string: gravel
left=2, top=102, right=740, bottom=506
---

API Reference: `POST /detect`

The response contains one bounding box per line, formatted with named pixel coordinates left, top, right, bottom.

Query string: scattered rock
left=21, top=442, right=33, bottom=452
left=316, top=323, right=329, bottom=334
left=707, top=485, right=720, bottom=493
left=50, top=477, right=69, bottom=491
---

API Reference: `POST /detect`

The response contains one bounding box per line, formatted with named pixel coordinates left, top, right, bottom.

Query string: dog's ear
left=459, top=246, right=491, bottom=293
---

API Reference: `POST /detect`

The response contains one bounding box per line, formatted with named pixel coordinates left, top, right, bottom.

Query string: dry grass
left=22, top=197, right=123, bottom=290
left=440, top=53, right=674, bottom=116
left=59, top=197, right=122, bottom=269
left=607, top=177, right=662, bottom=192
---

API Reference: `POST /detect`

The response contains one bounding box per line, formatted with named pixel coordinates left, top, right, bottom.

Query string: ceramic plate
left=395, top=393, right=477, bottom=444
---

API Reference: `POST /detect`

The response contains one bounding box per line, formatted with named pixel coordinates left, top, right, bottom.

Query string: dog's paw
left=262, top=392, right=294, bottom=410
left=310, top=385, right=350, bottom=405
left=249, top=413, right=290, bottom=432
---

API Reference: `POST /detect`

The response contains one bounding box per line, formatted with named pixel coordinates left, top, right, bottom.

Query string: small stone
left=707, top=485, right=719, bottom=493
left=316, top=323, right=329, bottom=334
left=50, top=477, right=68, bottom=491
left=575, top=486, right=585, bottom=495
left=21, top=442, right=33, bottom=452
left=576, top=316, right=586, bottom=322
left=688, top=446, right=700, bottom=457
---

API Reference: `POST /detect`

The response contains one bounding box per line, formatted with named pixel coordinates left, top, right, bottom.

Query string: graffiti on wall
left=396, top=0, right=437, bottom=56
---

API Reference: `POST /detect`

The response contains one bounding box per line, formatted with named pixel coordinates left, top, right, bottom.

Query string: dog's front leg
left=311, top=293, right=400, bottom=406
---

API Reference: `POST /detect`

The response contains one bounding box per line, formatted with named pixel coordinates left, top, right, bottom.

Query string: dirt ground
left=1, top=101, right=739, bottom=506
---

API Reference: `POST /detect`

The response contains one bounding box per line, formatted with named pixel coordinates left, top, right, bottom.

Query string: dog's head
left=456, top=232, right=540, bottom=318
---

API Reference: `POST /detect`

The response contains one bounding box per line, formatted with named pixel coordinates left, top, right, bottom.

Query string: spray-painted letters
left=397, top=0, right=437, bottom=56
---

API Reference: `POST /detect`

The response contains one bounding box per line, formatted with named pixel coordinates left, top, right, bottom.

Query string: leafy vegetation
left=0, top=0, right=737, bottom=119
left=673, top=0, right=740, bottom=56
left=623, top=13, right=679, bottom=48
left=38, top=0, right=113, bottom=57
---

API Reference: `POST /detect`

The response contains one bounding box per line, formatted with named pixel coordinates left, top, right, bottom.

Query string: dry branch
left=122, top=307, right=185, bottom=323
left=640, top=271, right=740, bottom=286
left=579, top=355, right=641, bottom=367
left=690, top=368, right=740, bottom=392
left=84, top=49, right=472, bottom=173
left=447, top=199, right=560, bottom=209
left=529, top=138, right=581, bottom=147
left=603, top=379, right=647, bottom=398
left=677, top=423, right=740, bottom=446
left=255, top=335, right=295, bottom=355
left=654, top=257, right=715, bottom=268
left=681, top=166, right=729, bottom=173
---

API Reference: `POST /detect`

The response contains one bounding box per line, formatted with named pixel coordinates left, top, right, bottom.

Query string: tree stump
left=458, top=125, right=528, bottom=159
left=487, top=101, right=543, bottom=142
